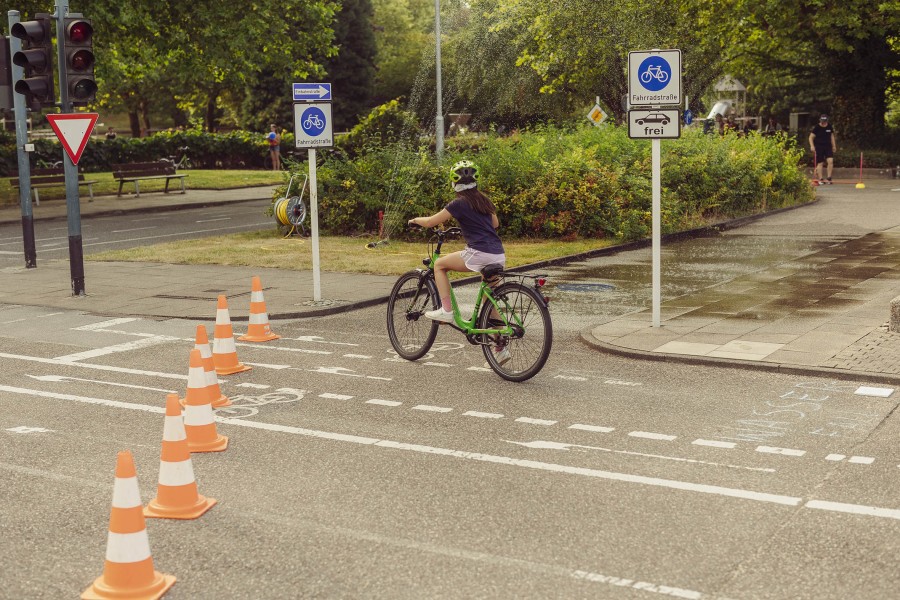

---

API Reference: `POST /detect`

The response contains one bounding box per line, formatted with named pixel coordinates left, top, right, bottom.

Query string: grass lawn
left=1, top=169, right=284, bottom=206
left=87, top=230, right=615, bottom=276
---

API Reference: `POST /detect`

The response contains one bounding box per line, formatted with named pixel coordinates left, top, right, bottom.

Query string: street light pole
left=434, top=0, right=444, bottom=157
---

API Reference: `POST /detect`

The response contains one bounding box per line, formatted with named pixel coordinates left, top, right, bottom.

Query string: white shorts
left=461, top=247, right=506, bottom=272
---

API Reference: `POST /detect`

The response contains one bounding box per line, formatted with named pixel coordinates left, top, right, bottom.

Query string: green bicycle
left=387, top=226, right=553, bottom=382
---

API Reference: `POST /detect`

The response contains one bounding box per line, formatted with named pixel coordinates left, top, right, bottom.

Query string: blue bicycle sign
left=637, top=57, right=671, bottom=92
left=301, top=107, right=327, bottom=136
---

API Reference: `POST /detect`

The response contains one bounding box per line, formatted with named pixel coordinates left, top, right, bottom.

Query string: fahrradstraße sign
left=628, top=49, right=681, bottom=108
left=293, top=101, right=333, bottom=149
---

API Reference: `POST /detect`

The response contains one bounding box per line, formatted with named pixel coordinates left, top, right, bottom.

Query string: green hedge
left=0, top=128, right=298, bottom=175
left=296, top=124, right=814, bottom=241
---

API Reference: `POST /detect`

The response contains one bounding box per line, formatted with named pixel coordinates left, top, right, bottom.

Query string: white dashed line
left=319, top=393, right=354, bottom=400
left=569, top=424, right=615, bottom=433
left=629, top=431, right=677, bottom=441
left=424, top=362, right=454, bottom=367
left=848, top=456, right=875, bottom=465
left=467, top=366, right=492, bottom=372
left=692, top=439, right=736, bottom=449
left=515, top=417, right=557, bottom=426
left=825, top=454, right=846, bottom=461
left=757, top=446, right=806, bottom=457
left=343, top=354, right=372, bottom=359
left=412, top=405, right=453, bottom=413
left=463, top=411, right=504, bottom=419
left=366, top=399, right=402, bottom=407
left=555, top=375, right=588, bottom=381
left=235, top=383, right=271, bottom=389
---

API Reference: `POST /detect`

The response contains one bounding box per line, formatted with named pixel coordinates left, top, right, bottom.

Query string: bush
left=338, top=99, right=421, bottom=158
left=292, top=123, right=814, bottom=241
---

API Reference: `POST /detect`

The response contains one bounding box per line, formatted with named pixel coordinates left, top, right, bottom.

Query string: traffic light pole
left=55, top=0, right=86, bottom=296
left=7, top=10, right=37, bottom=269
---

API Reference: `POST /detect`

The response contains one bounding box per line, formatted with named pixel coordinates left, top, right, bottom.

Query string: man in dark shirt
left=809, top=114, right=837, bottom=184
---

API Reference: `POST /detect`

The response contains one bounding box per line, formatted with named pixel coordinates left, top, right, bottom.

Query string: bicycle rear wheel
left=478, top=282, right=552, bottom=382
left=387, top=271, right=439, bottom=360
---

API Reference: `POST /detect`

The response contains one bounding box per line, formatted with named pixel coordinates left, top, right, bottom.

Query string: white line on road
left=569, top=424, right=615, bottom=433
left=757, top=446, right=806, bottom=457
left=73, top=318, right=139, bottom=331
left=0, top=352, right=188, bottom=381
left=320, top=393, right=354, bottom=400
left=235, top=383, right=271, bottom=389
left=111, top=226, right=158, bottom=233
left=25, top=374, right=177, bottom=394
left=516, top=417, right=557, bottom=426
left=195, top=217, right=232, bottom=223
left=629, top=431, right=677, bottom=441
left=463, top=411, right=504, bottom=419
left=848, top=456, right=875, bottom=465
left=412, top=405, right=453, bottom=413
left=235, top=343, right=331, bottom=355
left=4, top=384, right=900, bottom=521
left=692, top=440, right=736, bottom=449
left=53, top=336, right=180, bottom=362
left=367, top=399, right=402, bottom=407
left=343, top=354, right=372, bottom=359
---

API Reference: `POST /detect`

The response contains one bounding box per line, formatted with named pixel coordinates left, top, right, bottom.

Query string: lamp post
left=434, top=0, right=444, bottom=157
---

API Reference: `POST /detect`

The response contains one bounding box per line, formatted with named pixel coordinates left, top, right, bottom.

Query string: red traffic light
left=69, top=49, right=94, bottom=71
left=66, top=20, right=93, bottom=44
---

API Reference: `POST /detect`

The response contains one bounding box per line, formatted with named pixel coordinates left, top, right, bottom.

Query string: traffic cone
left=184, top=348, right=229, bottom=453
left=212, top=295, right=251, bottom=375
left=145, top=394, right=217, bottom=519
left=238, top=276, right=280, bottom=342
left=186, top=325, right=230, bottom=408
left=81, top=451, right=176, bottom=600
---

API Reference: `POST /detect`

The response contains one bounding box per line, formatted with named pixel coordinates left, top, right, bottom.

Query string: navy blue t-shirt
left=446, top=197, right=504, bottom=254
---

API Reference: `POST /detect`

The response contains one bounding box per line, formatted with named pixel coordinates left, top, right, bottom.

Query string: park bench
left=112, top=161, right=187, bottom=198
left=8, top=167, right=98, bottom=205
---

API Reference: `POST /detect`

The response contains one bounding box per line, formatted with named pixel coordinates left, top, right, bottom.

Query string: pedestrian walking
left=809, top=114, right=837, bottom=184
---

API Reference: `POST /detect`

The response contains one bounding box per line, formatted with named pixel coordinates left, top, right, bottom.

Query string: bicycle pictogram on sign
left=637, top=57, right=671, bottom=92
left=301, top=107, right=327, bottom=136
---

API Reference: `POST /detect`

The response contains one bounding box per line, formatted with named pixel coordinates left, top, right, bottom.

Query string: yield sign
left=46, top=113, right=99, bottom=165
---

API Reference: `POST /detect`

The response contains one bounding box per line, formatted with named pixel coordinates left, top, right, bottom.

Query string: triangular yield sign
left=46, top=113, right=99, bottom=165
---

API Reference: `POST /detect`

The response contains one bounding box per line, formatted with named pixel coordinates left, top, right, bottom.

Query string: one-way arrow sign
left=293, top=83, right=332, bottom=101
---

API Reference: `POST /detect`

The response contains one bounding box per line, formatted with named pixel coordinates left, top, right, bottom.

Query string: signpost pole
left=308, top=149, right=321, bottom=302
left=434, top=0, right=444, bottom=157
left=7, top=10, right=37, bottom=269
left=651, top=138, right=661, bottom=328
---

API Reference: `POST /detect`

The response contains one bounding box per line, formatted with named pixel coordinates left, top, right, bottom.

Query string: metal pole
left=55, top=0, right=86, bottom=296
left=651, top=138, right=661, bottom=327
left=308, top=148, right=321, bottom=301
left=434, top=0, right=444, bottom=157
left=7, top=11, right=37, bottom=268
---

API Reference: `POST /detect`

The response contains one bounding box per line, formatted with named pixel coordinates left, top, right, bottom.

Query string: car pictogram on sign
left=635, top=113, right=671, bottom=126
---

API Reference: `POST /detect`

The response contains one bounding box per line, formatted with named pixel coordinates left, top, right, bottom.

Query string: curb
left=578, top=327, right=900, bottom=386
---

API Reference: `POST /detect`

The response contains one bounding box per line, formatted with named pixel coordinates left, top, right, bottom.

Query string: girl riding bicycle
left=407, top=160, right=511, bottom=363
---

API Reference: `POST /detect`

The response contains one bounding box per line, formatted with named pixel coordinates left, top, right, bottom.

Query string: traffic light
left=63, top=17, right=96, bottom=104
left=10, top=13, right=54, bottom=108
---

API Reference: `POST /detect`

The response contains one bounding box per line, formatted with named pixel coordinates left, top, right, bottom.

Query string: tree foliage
left=325, top=0, right=378, bottom=130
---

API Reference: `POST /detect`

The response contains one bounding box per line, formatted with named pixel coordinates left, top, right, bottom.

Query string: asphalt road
left=2, top=302, right=899, bottom=599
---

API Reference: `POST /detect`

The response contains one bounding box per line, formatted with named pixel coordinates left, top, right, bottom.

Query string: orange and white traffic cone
left=239, top=276, right=280, bottom=342
left=184, top=348, right=229, bottom=453
left=81, top=451, right=176, bottom=600
left=188, top=324, right=230, bottom=408
left=145, top=394, right=217, bottom=519
left=212, top=295, right=252, bottom=375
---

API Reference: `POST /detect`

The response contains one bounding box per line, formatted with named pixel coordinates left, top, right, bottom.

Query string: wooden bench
left=112, top=162, right=187, bottom=197
left=9, top=167, right=98, bottom=205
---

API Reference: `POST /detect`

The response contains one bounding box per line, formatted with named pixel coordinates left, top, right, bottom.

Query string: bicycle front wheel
left=387, top=271, right=439, bottom=360
left=478, top=282, right=552, bottom=382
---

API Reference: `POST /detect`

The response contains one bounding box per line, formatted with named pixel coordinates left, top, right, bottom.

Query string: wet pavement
left=1, top=178, right=899, bottom=383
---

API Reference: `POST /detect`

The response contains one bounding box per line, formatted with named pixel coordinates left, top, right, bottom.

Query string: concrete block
left=890, top=296, right=900, bottom=332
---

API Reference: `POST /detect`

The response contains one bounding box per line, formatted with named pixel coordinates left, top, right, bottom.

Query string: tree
left=695, top=0, right=900, bottom=146
left=325, top=0, right=378, bottom=131
left=371, top=0, right=434, bottom=105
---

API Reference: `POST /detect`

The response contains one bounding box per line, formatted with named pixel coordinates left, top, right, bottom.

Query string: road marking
left=235, top=383, right=271, bottom=389
left=516, top=417, right=557, bottom=426
left=848, top=456, right=875, bottom=465
left=6, top=426, right=53, bottom=434
left=236, top=342, right=331, bottom=355
left=506, top=440, right=774, bottom=473
left=629, top=431, right=677, bottom=441
left=53, top=336, right=180, bottom=362
left=412, top=405, right=453, bottom=413
left=291, top=335, right=359, bottom=347
left=41, top=312, right=64, bottom=317
left=307, top=366, right=391, bottom=381
left=2, top=318, right=25, bottom=324
left=6, top=384, right=900, bottom=521
left=320, top=393, right=354, bottom=400
left=854, top=386, right=894, bottom=398
left=757, top=446, right=806, bottom=457
left=25, top=374, right=177, bottom=394
left=73, top=318, right=139, bottom=331
left=367, top=399, right=402, bottom=407
left=569, top=424, right=615, bottom=433
left=692, top=440, right=736, bottom=449
left=463, top=411, right=504, bottom=419
left=825, top=454, right=846, bottom=461
left=195, top=217, right=231, bottom=223
left=424, top=362, right=454, bottom=368
left=111, top=226, right=157, bottom=233
left=555, top=375, right=588, bottom=381
left=0, top=352, right=188, bottom=381
left=245, top=362, right=292, bottom=370
left=79, top=222, right=274, bottom=249
left=467, top=366, right=492, bottom=372
left=343, top=354, right=372, bottom=359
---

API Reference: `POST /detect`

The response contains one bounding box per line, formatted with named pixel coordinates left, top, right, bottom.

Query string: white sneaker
left=493, top=346, right=512, bottom=365
left=425, top=308, right=454, bottom=323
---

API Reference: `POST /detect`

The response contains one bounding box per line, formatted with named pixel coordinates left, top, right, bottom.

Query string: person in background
left=763, top=117, right=782, bottom=136
left=267, top=124, right=282, bottom=171
left=105, top=126, right=117, bottom=140
left=809, top=114, right=837, bottom=184
left=714, top=113, right=725, bottom=136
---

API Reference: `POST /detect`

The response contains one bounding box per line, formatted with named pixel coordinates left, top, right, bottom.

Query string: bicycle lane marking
left=6, top=383, right=900, bottom=524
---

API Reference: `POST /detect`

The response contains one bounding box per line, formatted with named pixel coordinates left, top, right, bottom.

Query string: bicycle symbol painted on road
left=637, top=57, right=671, bottom=92
left=301, top=107, right=327, bottom=136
